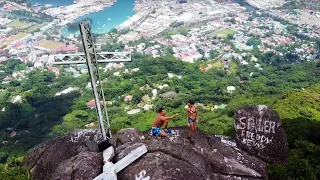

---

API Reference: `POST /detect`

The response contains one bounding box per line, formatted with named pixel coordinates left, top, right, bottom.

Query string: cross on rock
left=50, top=22, right=131, bottom=140
left=94, top=145, right=148, bottom=180
left=50, top=21, right=140, bottom=180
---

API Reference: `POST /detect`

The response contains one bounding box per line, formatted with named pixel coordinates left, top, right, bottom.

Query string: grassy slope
left=272, top=84, right=320, bottom=121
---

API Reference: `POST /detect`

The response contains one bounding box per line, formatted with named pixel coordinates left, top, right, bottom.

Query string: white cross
left=94, top=145, right=148, bottom=180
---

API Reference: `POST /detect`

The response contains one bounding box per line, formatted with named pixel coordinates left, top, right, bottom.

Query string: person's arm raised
left=160, top=113, right=179, bottom=121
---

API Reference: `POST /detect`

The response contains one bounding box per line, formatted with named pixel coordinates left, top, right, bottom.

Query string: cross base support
left=98, top=140, right=112, bottom=152
left=103, top=146, right=115, bottom=162
left=94, top=144, right=148, bottom=180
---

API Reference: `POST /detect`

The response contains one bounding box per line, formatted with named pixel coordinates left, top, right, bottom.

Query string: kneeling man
left=151, top=108, right=179, bottom=137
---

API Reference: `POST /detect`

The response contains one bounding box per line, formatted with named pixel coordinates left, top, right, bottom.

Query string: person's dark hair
left=158, top=108, right=164, bottom=113
left=188, top=100, right=194, bottom=105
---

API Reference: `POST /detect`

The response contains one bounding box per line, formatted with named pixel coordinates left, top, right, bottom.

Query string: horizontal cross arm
left=114, top=144, right=148, bottom=173
left=52, top=59, right=131, bottom=65
left=49, top=52, right=131, bottom=65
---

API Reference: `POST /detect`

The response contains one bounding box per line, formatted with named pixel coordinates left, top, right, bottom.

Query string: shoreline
left=43, top=0, right=117, bottom=26
left=117, top=0, right=152, bottom=30
left=61, top=0, right=137, bottom=36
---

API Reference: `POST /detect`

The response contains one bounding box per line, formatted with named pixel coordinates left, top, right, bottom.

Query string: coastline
left=59, top=0, right=135, bottom=36
left=117, top=0, right=150, bottom=30
left=43, top=0, right=117, bottom=26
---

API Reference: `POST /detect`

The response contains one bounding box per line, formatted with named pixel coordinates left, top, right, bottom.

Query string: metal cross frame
left=52, top=52, right=131, bottom=65
left=51, top=22, right=131, bottom=140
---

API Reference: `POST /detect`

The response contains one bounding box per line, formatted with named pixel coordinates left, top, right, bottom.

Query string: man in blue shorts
left=151, top=108, right=179, bottom=137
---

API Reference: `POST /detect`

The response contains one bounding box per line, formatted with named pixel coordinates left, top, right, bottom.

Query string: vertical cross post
left=79, top=22, right=110, bottom=140
left=50, top=28, right=131, bottom=140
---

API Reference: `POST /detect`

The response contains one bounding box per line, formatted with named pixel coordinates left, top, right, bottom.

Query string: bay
left=66, top=0, right=135, bottom=35
left=29, top=0, right=135, bottom=35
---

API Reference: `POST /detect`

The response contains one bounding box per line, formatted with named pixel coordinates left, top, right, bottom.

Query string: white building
left=127, top=109, right=141, bottom=115
left=55, top=87, right=79, bottom=96
left=11, top=95, right=22, bottom=104
left=227, top=86, right=235, bottom=93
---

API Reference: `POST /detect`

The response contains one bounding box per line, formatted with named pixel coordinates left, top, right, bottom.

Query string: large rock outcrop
left=23, top=105, right=289, bottom=180
left=51, top=152, right=102, bottom=180
left=234, top=105, right=289, bottom=164
left=116, top=127, right=267, bottom=180
left=23, top=129, right=103, bottom=180
left=23, top=128, right=267, bottom=180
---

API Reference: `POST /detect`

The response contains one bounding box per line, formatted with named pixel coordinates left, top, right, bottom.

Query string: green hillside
left=273, top=84, right=320, bottom=121
left=268, top=84, right=320, bottom=180
left=0, top=54, right=319, bottom=179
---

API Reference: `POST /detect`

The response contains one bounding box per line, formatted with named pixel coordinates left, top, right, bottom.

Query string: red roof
left=10, top=131, right=16, bottom=137
left=54, top=44, right=78, bottom=52
left=87, top=100, right=95, bottom=108
left=144, top=48, right=153, bottom=54
left=87, top=100, right=104, bottom=108
left=15, top=41, right=22, bottom=46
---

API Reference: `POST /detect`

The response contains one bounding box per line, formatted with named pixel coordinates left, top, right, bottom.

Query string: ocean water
left=30, top=0, right=135, bottom=35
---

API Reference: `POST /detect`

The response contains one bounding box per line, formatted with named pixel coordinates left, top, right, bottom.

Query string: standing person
left=186, top=100, right=198, bottom=142
left=151, top=108, right=179, bottom=137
